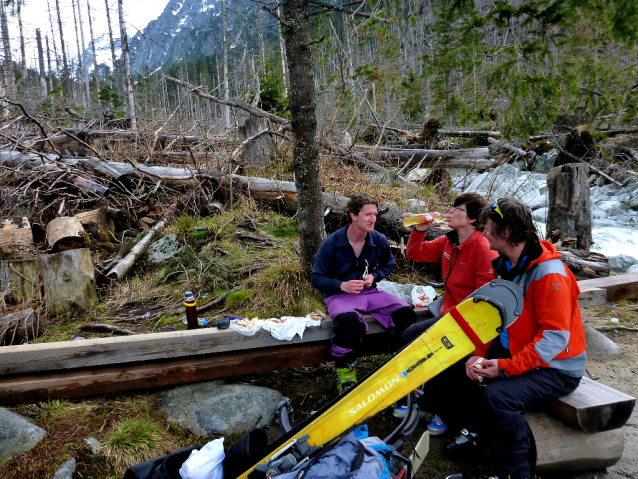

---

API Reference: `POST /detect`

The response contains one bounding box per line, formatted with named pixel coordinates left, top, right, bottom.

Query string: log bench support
left=529, top=377, right=635, bottom=474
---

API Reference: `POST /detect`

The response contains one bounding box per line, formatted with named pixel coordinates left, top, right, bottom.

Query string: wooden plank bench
left=528, top=377, right=636, bottom=474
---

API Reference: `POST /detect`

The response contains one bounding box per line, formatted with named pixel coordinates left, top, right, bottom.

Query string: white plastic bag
left=411, top=285, right=437, bottom=308
left=229, top=318, right=263, bottom=336
left=179, top=437, right=224, bottom=479
left=262, top=315, right=322, bottom=341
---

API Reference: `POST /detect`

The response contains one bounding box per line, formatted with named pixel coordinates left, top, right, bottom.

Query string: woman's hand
left=362, top=274, right=375, bottom=288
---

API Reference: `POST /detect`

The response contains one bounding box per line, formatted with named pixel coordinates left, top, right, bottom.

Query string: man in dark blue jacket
left=311, top=193, right=416, bottom=393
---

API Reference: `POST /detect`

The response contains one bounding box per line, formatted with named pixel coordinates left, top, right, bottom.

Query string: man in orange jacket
left=457, top=197, right=586, bottom=479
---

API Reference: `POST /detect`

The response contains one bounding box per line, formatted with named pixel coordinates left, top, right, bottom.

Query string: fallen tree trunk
left=61, top=128, right=218, bottom=145
left=106, top=215, right=170, bottom=280
left=320, top=138, right=419, bottom=188
left=488, top=138, right=532, bottom=164
left=557, top=248, right=610, bottom=279
left=352, top=145, right=493, bottom=169
left=0, top=308, right=40, bottom=345
left=439, top=130, right=501, bottom=139
left=223, top=175, right=413, bottom=241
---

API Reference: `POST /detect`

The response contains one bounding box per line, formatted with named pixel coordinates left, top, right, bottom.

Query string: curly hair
left=346, top=193, right=379, bottom=222
left=479, top=197, right=538, bottom=245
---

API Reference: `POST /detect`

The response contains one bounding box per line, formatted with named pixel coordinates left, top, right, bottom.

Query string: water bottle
left=184, top=291, right=199, bottom=330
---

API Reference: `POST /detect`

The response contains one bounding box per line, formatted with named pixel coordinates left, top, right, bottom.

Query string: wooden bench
left=528, top=377, right=636, bottom=474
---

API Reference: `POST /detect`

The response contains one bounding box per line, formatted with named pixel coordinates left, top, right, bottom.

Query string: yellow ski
left=236, top=279, right=523, bottom=479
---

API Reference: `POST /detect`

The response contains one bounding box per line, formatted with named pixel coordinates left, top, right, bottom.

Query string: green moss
left=226, top=290, right=256, bottom=309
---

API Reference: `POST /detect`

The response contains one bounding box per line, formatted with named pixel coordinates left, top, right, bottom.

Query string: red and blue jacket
left=476, top=239, right=587, bottom=378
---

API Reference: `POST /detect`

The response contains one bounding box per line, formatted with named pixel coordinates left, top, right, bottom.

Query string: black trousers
left=402, top=329, right=581, bottom=479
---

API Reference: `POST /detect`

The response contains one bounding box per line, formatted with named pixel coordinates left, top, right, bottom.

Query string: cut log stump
left=0, top=216, right=34, bottom=256
left=46, top=216, right=88, bottom=252
left=0, top=308, right=40, bottom=345
left=40, top=248, right=98, bottom=317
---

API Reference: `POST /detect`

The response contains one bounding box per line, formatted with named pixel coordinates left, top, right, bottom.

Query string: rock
left=376, top=280, right=417, bottom=304
left=0, top=408, right=47, bottom=461
left=403, top=199, right=428, bottom=213
left=608, top=254, right=638, bottom=273
left=147, top=234, right=183, bottom=263
left=84, top=437, right=101, bottom=454
left=528, top=149, right=559, bottom=173
left=628, top=264, right=638, bottom=273
left=583, top=324, right=620, bottom=359
left=52, top=458, right=76, bottom=479
left=369, top=173, right=402, bottom=187
left=462, top=164, right=547, bottom=209
left=155, top=381, right=282, bottom=437
left=406, top=168, right=431, bottom=181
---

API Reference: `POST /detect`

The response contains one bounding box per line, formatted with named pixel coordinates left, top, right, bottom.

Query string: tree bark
left=118, top=0, right=136, bottom=130
left=46, top=217, right=88, bottom=252
left=86, top=0, right=101, bottom=96
left=104, top=0, right=118, bottom=89
left=40, top=248, right=98, bottom=316
left=17, top=4, right=27, bottom=93
left=75, top=0, right=91, bottom=107
left=282, top=0, right=326, bottom=275
left=0, top=217, right=34, bottom=256
left=352, top=145, right=493, bottom=169
left=55, top=0, right=71, bottom=99
left=106, top=215, right=169, bottom=280
left=36, top=29, right=48, bottom=99
left=0, top=0, right=15, bottom=98
left=546, top=163, right=592, bottom=250
left=222, top=0, right=231, bottom=130
left=71, top=0, right=88, bottom=107
left=0, top=309, right=40, bottom=345
left=237, top=118, right=276, bottom=166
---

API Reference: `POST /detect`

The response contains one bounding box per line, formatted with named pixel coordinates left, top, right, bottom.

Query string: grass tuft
left=100, top=418, right=175, bottom=473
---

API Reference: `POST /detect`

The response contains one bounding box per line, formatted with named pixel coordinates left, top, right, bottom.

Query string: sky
left=7, top=0, right=170, bottom=70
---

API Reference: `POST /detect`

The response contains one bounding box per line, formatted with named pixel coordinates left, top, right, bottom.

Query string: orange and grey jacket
left=476, top=239, right=587, bottom=378
left=406, top=229, right=497, bottom=316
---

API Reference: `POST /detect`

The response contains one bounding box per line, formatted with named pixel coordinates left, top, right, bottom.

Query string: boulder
left=147, top=234, right=183, bottom=263
left=155, top=381, right=282, bottom=437
left=52, top=458, right=76, bottom=479
left=403, top=199, right=428, bottom=213
left=462, top=164, right=547, bottom=209
left=608, top=254, right=638, bottom=273
left=376, top=280, right=417, bottom=304
left=0, top=408, right=46, bottom=461
left=583, top=324, right=620, bottom=359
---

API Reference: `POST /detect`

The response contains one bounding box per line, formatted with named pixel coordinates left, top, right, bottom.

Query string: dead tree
left=546, top=163, right=592, bottom=250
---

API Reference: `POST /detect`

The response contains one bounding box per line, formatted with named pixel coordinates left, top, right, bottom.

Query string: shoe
left=427, top=415, right=447, bottom=435
left=392, top=404, right=433, bottom=421
left=335, top=366, right=357, bottom=394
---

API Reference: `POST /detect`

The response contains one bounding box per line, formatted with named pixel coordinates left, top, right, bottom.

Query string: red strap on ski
left=449, top=306, right=484, bottom=349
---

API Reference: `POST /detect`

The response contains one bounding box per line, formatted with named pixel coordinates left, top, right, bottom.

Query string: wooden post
left=546, top=163, right=592, bottom=250
left=237, top=118, right=274, bottom=166
left=40, top=248, right=98, bottom=317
